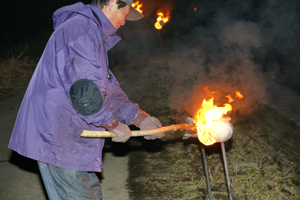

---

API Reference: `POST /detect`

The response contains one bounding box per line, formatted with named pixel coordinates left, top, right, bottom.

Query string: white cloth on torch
left=209, top=118, right=233, bottom=142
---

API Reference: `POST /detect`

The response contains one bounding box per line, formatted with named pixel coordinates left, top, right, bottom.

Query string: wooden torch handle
left=81, top=123, right=195, bottom=138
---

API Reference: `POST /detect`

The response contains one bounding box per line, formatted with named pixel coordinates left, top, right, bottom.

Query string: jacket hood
left=53, top=2, right=117, bottom=38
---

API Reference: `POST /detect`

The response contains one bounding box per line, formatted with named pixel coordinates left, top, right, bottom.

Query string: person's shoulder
left=64, top=14, right=92, bottom=34
left=54, top=15, right=99, bottom=43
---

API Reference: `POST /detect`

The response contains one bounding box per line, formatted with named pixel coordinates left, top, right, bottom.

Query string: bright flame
left=132, top=1, right=143, bottom=13
left=193, top=88, right=244, bottom=145
left=154, top=10, right=170, bottom=30
left=194, top=98, right=232, bottom=145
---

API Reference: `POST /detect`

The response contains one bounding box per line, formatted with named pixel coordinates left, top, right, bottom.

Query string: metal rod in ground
left=157, top=29, right=168, bottom=66
left=158, top=30, right=163, bottom=50
left=221, top=142, right=233, bottom=200
left=200, top=143, right=213, bottom=200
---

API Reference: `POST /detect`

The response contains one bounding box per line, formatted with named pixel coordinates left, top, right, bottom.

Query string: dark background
left=0, top=0, right=89, bottom=49
left=1, top=0, right=300, bottom=94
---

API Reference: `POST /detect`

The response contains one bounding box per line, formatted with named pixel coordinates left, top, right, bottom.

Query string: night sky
left=0, top=0, right=90, bottom=48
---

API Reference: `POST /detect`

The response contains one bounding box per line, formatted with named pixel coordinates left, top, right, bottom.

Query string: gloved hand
left=130, top=109, right=165, bottom=140
left=101, top=119, right=132, bottom=143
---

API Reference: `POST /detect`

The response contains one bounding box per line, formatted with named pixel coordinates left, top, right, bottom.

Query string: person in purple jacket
left=8, top=0, right=164, bottom=199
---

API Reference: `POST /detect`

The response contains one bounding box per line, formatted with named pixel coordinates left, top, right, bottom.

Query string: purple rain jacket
left=8, top=2, right=139, bottom=172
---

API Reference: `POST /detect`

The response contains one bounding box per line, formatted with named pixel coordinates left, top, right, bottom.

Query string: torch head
left=209, top=118, right=233, bottom=142
left=159, top=20, right=165, bottom=26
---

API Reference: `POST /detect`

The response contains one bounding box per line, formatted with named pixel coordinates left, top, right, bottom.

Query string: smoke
left=167, top=20, right=267, bottom=119
left=109, top=0, right=300, bottom=122
left=166, top=0, right=300, bottom=121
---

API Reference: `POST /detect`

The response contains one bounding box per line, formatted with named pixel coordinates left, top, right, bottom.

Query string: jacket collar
left=87, top=5, right=117, bottom=40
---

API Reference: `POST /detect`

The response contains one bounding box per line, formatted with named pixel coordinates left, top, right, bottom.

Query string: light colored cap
left=120, top=0, right=144, bottom=21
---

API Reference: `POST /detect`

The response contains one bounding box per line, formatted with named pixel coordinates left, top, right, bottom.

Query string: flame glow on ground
left=132, top=1, right=143, bottom=13
left=193, top=89, right=244, bottom=145
left=154, top=11, right=170, bottom=30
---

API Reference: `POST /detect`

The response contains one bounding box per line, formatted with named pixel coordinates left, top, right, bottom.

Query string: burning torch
left=132, top=1, right=143, bottom=13
left=154, top=10, right=170, bottom=66
left=154, top=11, right=170, bottom=30
left=81, top=88, right=243, bottom=199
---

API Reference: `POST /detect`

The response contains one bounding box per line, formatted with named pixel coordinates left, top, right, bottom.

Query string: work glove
left=130, top=109, right=165, bottom=140
left=101, top=118, right=132, bottom=143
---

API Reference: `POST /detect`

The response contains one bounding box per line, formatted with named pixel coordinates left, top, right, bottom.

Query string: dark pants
left=38, top=161, right=102, bottom=200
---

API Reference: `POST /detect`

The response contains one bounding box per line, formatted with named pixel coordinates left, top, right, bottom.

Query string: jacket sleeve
left=108, top=73, right=139, bottom=125
left=56, top=34, right=115, bottom=126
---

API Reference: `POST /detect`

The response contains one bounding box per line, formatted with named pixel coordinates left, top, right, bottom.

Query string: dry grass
left=127, top=106, right=300, bottom=199
left=0, top=47, right=37, bottom=100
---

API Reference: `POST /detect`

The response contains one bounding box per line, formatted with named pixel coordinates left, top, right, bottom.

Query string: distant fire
left=132, top=1, right=143, bottom=13
left=155, top=10, right=170, bottom=30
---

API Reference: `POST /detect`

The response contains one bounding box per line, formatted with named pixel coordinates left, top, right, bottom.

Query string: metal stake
left=221, top=142, right=233, bottom=200
left=200, top=143, right=213, bottom=200
left=157, top=29, right=168, bottom=66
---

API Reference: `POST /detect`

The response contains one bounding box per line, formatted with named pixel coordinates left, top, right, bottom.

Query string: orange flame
left=226, top=95, right=234, bottom=103
left=235, top=90, right=244, bottom=100
left=132, top=1, right=143, bottom=13
left=193, top=87, right=243, bottom=145
left=226, top=90, right=244, bottom=103
left=154, top=10, right=170, bottom=30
